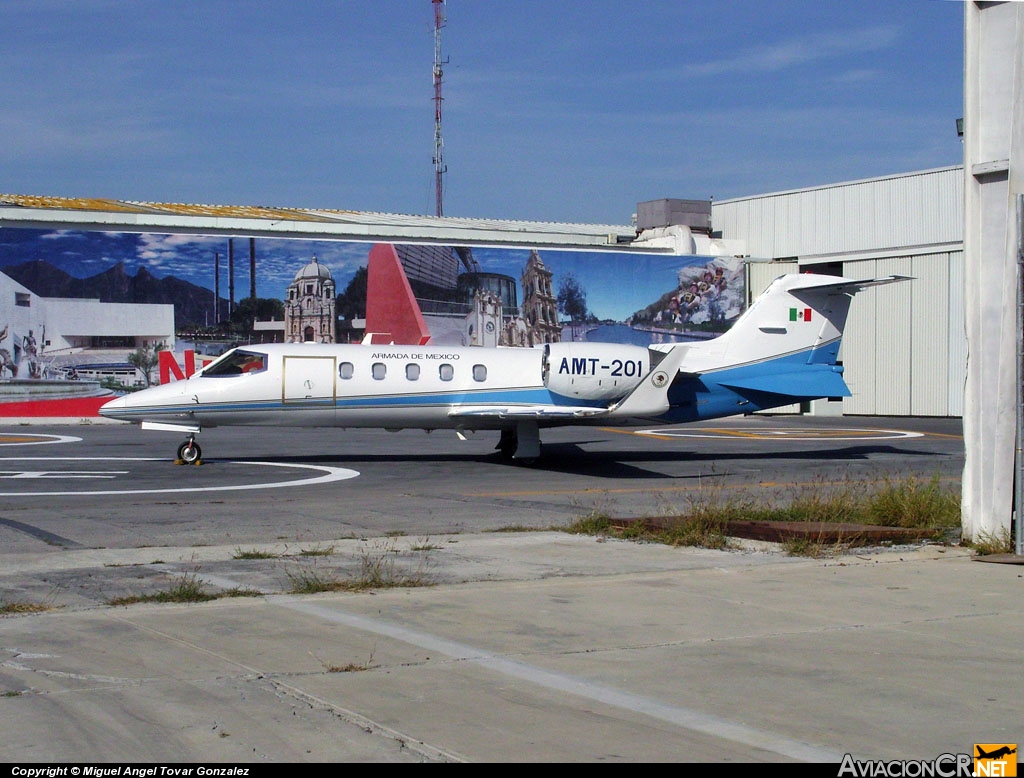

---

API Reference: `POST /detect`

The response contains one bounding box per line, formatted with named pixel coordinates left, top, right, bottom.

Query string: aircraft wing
left=448, top=405, right=608, bottom=420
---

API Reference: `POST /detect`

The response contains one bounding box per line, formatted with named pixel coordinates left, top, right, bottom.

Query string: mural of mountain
left=2, top=260, right=228, bottom=327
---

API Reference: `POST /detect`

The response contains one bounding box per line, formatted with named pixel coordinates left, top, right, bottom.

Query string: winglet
left=606, top=345, right=688, bottom=418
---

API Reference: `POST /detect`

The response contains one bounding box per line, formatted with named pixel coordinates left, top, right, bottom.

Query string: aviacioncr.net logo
left=838, top=753, right=973, bottom=777
left=973, top=745, right=1017, bottom=777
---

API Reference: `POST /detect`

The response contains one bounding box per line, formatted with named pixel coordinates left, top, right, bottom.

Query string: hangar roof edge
left=0, top=193, right=652, bottom=252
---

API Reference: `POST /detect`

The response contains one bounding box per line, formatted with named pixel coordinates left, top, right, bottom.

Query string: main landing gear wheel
left=177, top=438, right=202, bottom=465
left=496, top=428, right=517, bottom=461
left=495, top=423, right=541, bottom=466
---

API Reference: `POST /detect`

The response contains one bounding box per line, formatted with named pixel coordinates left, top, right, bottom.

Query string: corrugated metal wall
left=719, top=168, right=965, bottom=417
left=841, top=252, right=964, bottom=417
left=747, top=260, right=798, bottom=293
left=715, top=167, right=963, bottom=259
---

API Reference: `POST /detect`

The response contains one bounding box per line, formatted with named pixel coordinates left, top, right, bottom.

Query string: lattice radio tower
left=432, top=0, right=448, bottom=217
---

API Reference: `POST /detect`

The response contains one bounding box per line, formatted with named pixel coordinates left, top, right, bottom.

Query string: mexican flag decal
left=789, top=307, right=812, bottom=322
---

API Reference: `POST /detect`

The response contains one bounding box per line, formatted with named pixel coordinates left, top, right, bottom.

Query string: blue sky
left=0, top=1, right=964, bottom=226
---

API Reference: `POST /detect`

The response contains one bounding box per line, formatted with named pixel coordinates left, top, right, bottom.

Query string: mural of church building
left=520, top=250, right=560, bottom=345
left=284, top=256, right=336, bottom=343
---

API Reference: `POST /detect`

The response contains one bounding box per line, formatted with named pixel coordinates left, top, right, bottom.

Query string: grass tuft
left=0, top=599, right=59, bottom=616
left=566, top=474, right=963, bottom=555
left=297, top=544, right=336, bottom=557
left=107, top=571, right=216, bottom=606
left=286, top=539, right=435, bottom=594
left=220, top=587, right=264, bottom=598
left=863, top=475, right=961, bottom=528
left=313, top=646, right=377, bottom=673
left=232, top=548, right=279, bottom=560
left=969, top=527, right=1014, bottom=556
left=565, top=508, right=732, bottom=550
left=286, top=569, right=347, bottom=594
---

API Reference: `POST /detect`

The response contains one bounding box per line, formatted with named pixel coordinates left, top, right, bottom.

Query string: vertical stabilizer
left=654, top=273, right=911, bottom=408
left=682, top=274, right=909, bottom=374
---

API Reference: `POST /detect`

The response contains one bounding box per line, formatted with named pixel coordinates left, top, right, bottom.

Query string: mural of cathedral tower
left=285, top=256, right=336, bottom=343
left=520, top=249, right=560, bottom=345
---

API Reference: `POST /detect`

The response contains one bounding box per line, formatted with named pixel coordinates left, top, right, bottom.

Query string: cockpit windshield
left=201, top=349, right=267, bottom=377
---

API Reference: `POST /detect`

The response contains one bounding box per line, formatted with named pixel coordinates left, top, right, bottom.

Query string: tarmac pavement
left=1, top=416, right=1017, bottom=765
left=1, top=531, right=1021, bottom=764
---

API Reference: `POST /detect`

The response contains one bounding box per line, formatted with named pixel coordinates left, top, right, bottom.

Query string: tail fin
left=670, top=273, right=909, bottom=402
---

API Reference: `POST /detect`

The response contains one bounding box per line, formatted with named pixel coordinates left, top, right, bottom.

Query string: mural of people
left=0, top=324, right=13, bottom=379
left=22, top=329, right=41, bottom=378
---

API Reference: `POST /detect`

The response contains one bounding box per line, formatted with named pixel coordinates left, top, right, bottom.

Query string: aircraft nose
left=98, top=395, right=129, bottom=420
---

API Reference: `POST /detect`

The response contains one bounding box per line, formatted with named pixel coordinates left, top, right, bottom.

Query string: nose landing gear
left=176, top=436, right=202, bottom=465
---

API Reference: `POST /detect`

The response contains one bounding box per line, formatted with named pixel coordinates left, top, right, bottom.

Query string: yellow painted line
left=655, top=428, right=896, bottom=439
left=599, top=427, right=675, bottom=440
left=608, top=426, right=787, bottom=440
left=0, top=436, right=44, bottom=444
left=686, top=428, right=785, bottom=439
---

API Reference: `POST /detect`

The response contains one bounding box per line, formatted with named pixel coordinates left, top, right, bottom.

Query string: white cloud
left=657, top=25, right=902, bottom=80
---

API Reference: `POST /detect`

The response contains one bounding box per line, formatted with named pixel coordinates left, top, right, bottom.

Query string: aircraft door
left=282, top=355, right=337, bottom=407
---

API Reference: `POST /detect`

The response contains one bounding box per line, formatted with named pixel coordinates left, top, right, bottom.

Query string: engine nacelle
left=542, top=342, right=651, bottom=401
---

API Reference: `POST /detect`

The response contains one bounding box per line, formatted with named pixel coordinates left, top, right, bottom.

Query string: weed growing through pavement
left=312, top=645, right=377, bottom=673
left=0, top=599, right=60, bottom=616
left=409, top=537, right=443, bottom=551
left=285, top=538, right=435, bottom=593
left=106, top=570, right=215, bottom=606
left=566, top=473, right=963, bottom=556
left=232, top=547, right=280, bottom=560
left=297, top=543, right=336, bottom=557
left=105, top=569, right=261, bottom=606
left=969, top=527, right=1014, bottom=556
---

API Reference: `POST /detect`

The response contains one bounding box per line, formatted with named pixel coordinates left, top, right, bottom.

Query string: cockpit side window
left=201, top=350, right=267, bottom=377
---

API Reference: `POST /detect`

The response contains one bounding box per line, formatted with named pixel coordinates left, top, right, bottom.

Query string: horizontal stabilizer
left=788, top=274, right=912, bottom=295
left=718, top=369, right=851, bottom=398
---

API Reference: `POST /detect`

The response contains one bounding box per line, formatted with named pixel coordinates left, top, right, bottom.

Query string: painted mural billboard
left=0, top=227, right=747, bottom=416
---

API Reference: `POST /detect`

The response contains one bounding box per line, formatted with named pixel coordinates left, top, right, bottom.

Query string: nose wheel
left=176, top=437, right=202, bottom=465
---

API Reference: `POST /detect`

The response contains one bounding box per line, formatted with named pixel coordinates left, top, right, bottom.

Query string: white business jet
left=99, top=273, right=906, bottom=464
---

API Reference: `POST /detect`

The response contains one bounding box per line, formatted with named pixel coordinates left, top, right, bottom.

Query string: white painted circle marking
left=0, top=457, right=360, bottom=497
left=0, top=434, right=82, bottom=447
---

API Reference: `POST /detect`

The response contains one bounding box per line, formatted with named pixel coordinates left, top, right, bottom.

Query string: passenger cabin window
left=473, top=364, right=487, bottom=382
left=439, top=364, right=454, bottom=382
left=406, top=363, right=420, bottom=381
left=372, top=362, right=387, bottom=381
left=338, top=362, right=354, bottom=380
left=202, top=350, right=267, bottom=377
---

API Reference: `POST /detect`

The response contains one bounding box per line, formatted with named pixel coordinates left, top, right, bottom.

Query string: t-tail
left=616, top=273, right=910, bottom=424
